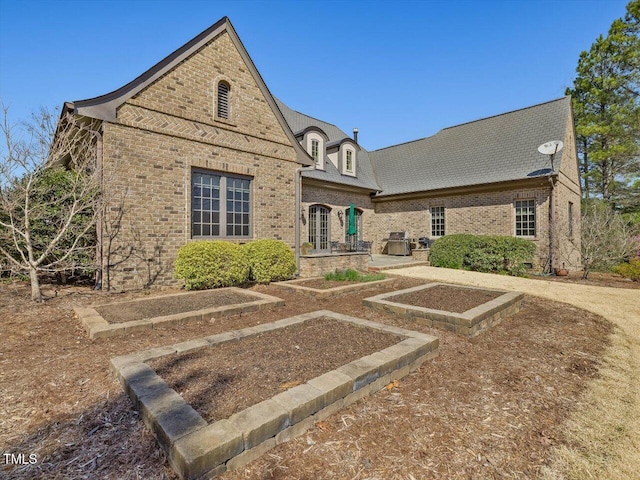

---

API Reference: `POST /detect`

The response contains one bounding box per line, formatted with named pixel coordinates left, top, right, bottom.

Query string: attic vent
left=217, top=81, right=230, bottom=119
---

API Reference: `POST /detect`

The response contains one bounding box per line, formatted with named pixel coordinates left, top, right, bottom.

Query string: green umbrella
left=347, top=202, right=357, bottom=236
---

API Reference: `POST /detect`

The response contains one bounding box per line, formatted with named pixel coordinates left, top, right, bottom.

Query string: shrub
left=429, top=234, right=477, bottom=269
left=429, top=234, right=535, bottom=276
left=241, top=239, right=296, bottom=283
left=613, top=258, right=640, bottom=282
left=174, top=241, right=249, bottom=290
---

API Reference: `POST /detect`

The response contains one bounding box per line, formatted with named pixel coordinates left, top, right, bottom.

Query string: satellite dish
left=538, top=140, right=563, bottom=155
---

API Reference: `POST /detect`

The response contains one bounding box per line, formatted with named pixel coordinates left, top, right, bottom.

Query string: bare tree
left=0, top=105, right=102, bottom=301
left=581, top=201, right=639, bottom=279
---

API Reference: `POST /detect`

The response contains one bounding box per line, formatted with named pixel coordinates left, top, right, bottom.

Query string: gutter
left=295, top=164, right=316, bottom=276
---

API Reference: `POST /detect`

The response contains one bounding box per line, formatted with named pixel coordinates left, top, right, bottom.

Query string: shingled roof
left=369, top=96, right=571, bottom=197
left=275, top=99, right=381, bottom=192
left=277, top=96, right=571, bottom=197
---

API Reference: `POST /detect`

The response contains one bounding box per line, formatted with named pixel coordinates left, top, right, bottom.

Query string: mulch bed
left=149, top=317, right=400, bottom=422
left=528, top=271, right=640, bottom=290
left=95, top=289, right=256, bottom=323
left=388, top=284, right=502, bottom=313
left=0, top=277, right=612, bottom=479
left=293, top=278, right=378, bottom=289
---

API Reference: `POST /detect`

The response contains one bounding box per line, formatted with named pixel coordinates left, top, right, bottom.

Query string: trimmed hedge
left=241, top=239, right=296, bottom=283
left=174, top=241, right=250, bottom=290
left=429, top=234, right=535, bottom=276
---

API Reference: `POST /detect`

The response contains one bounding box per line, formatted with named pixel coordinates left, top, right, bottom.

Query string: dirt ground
left=388, top=284, right=501, bottom=313
left=527, top=270, right=640, bottom=289
left=150, top=317, right=399, bottom=423
left=96, top=289, right=256, bottom=324
left=290, top=277, right=385, bottom=289
left=0, top=277, right=611, bottom=479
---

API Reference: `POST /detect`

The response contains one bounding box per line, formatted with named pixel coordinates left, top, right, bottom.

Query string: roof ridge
left=369, top=96, right=569, bottom=153
left=440, top=96, right=570, bottom=131
left=274, top=98, right=345, bottom=132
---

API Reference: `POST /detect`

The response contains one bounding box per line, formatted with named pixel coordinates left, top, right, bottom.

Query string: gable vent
left=217, top=82, right=230, bottom=119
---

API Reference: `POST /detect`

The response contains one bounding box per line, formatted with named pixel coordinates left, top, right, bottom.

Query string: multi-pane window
left=309, top=205, right=330, bottom=251
left=311, top=139, right=319, bottom=164
left=515, top=199, right=536, bottom=237
left=431, top=206, right=445, bottom=237
left=192, top=170, right=250, bottom=238
left=217, top=81, right=230, bottom=119
left=345, top=150, right=353, bottom=172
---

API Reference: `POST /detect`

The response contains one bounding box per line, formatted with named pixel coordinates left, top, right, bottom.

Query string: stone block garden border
left=363, top=283, right=524, bottom=338
left=74, top=288, right=284, bottom=339
left=276, top=277, right=395, bottom=298
left=110, top=310, right=439, bottom=480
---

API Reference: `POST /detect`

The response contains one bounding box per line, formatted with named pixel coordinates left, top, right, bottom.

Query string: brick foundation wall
left=299, top=253, right=370, bottom=278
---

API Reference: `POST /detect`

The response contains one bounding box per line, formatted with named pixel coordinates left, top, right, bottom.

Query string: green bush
left=429, top=234, right=477, bottom=269
left=241, top=239, right=296, bottom=283
left=429, top=234, right=535, bottom=276
left=613, top=258, right=640, bottom=282
left=174, top=241, right=249, bottom=290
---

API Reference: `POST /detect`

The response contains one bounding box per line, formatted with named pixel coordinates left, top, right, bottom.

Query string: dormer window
left=305, top=131, right=325, bottom=170
left=311, top=139, right=319, bottom=165
left=341, top=144, right=356, bottom=176
left=216, top=81, right=230, bottom=120
left=346, top=150, right=353, bottom=173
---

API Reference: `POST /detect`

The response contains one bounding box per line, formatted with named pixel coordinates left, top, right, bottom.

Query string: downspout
left=95, top=130, right=104, bottom=290
left=547, top=173, right=556, bottom=274
left=295, top=164, right=316, bottom=276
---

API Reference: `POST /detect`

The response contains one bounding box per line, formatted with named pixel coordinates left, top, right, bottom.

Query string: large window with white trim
left=515, top=199, right=536, bottom=237
left=192, top=170, right=251, bottom=238
left=431, top=206, right=445, bottom=237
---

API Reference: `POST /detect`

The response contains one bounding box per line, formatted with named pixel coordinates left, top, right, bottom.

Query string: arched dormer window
left=341, top=143, right=356, bottom=176
left=305, top=131, right=325, bottom=170
left=216, top=81, right=230, bottom=120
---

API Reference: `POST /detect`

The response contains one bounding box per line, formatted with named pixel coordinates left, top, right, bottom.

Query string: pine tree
left=566, top=0, right=640, bottom=211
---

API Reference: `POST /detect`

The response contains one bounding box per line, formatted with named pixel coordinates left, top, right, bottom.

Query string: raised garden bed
left=364, top=283, right=523, bottom=337
left=110, top=310, right=438, bottom=480
left=73, top=287, right=284, bottom=339
left=278, top=277, right=395, bottom=298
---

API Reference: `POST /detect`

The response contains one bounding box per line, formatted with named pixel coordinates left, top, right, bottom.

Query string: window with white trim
left=431, top=206, right=445, bottom=237
left=342, top=145, right=356, bottom=175
left=346, top=150, right=353, bottom=173
left=311, top=139, right=319, bottom=165
left=515, top=199, right=536, bottom=237
left=192, top=170, right=251, bottom=238
left=216, top=81, right=230, bottom=120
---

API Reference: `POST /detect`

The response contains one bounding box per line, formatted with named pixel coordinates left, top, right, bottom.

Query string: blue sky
left=0, top=0, right=630, bottom=150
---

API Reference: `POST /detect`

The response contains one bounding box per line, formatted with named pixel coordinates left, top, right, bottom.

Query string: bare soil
left=149, top=317, right=400, bottom=422
left=527, top=270, right=640, bottom=290
left=388, top=284, right=502, bottom=313
left=95, top=289, right=256, bottom=323
left=292, top=278, right=375, bottom=289
left=0, top=277, right=612, bottom=479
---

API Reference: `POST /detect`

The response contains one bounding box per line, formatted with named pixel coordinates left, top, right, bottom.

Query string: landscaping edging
left=277, top=277, right=395, bottom=298
left=363, top=282, right=524, bottom=337
left=73, top=288, right=284, bottom=339
left=110, top=310, right=439, bottom=480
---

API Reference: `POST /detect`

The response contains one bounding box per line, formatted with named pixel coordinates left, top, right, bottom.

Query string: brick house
left=57, top=17, right=581, bottom=290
